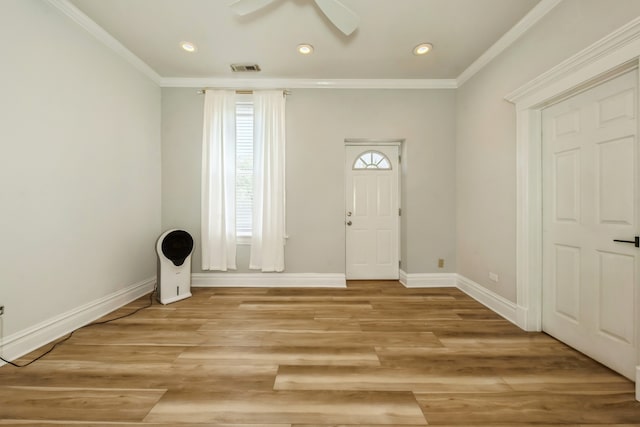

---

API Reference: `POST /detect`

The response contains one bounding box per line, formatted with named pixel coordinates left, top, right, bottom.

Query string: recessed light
left=180, top=41, right=197, bottom=53
left=297, top=44, right=314, bottom=55
left=413, top=43, right=433, bottom=56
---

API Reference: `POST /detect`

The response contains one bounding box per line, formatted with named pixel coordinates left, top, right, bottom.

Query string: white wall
left=0, top=0, right=161, bottom=338
left=162, top=88, right=456, bottom=274
left=456, top=0, right=640, bottom=301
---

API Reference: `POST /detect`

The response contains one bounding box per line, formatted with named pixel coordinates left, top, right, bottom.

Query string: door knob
left=346, top=221, right=352, bottom=226
left=613, top=236, right=639, bottom=247
left=346, top=211, right=352, bottom=217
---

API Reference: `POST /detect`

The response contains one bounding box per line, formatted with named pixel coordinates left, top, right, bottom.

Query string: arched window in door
left=353, top=151, right=392, bottom=170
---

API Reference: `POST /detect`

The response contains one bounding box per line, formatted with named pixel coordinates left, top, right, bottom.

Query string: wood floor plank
left=0, top=361, right=277, bottom=391
left=289, top=425, right=432, bottom=427
left=17, top=344, right=186, bottom=363
left=375, top=350, right=609, bottom=373
left=0, top=422, right=290, bottom=426
left=238, top=300, right=374, bottom=310
left=258, top=331, right=443, bottom=347
left=181, top=310, right=320, bottom=320
left=415, top=391, right=640, bottom=425
left=0, top=386, right=166, bottom=422
left=178, top=345, right=381, bottom=366
left=436, top=334, right=571, bottom=349
left=374, top=345, right=581, bottom=361
left=346, top=309, right=464, bottom=320
left=0, top=362, right=175, bottom=389
left=502, top=372, right=633, bottom=392
left=143, top=390, right=427, bottom=424
left=197, top=318, right=363, bottom=332
left=66, top=329, right=211, bottom=346
left=274, top=365, right=512, bottom=392
left=286, top=425, right=637, bottom=427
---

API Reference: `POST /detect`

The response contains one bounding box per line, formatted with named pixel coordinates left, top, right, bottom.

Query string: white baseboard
left=399, top=270, right=457, bottom=288
left=399, top=271, right=517, bottom=326
left=192, top=273, right=347, bottom=288
left=456, top=274, right=518, bottom=325
left=0, top=277, right=155, bottom=365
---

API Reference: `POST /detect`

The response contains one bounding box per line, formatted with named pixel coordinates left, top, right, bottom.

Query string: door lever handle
left=613, top=236, right=639, bottom=247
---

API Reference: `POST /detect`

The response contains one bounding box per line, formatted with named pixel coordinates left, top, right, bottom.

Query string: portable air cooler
left=156, top=229, right=194, bottom=305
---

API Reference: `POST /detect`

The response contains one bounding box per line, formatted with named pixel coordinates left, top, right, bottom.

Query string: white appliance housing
left=156, top=229, right=194, bottom=305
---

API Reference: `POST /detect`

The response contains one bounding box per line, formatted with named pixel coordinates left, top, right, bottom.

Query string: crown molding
left=456, top=0, right=563, bottom=87
left=159, top=77, right=458, bottom=90
left=506, top=15, right=640, bottom=105
left=44, top=0, right=162, bottom=85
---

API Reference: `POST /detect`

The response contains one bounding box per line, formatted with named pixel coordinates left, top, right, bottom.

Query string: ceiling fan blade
left=314, top=0, right=359, bottom=36
left=229, top=0, right=276, bottom=16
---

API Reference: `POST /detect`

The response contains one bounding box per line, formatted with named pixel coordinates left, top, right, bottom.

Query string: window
left=201, top=89, right=286, bottom=271
left=353, top=151, right=391, bottom=169
left=236, top=96, right=253, bottom=237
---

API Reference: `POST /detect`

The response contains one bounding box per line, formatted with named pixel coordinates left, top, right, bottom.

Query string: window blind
left=236, top=100, right=253, bottom=236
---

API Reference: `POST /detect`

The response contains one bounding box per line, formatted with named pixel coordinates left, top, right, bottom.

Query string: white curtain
left=201, top=90, right=237, bottom=271
left=250, top=90, right=286, bottom=272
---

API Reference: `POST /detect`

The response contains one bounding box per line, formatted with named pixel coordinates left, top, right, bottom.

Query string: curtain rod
left=196, top=89, right=291, bottom=95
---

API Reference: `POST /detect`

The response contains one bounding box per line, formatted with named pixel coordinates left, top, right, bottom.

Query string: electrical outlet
left=438, top=258, right=445, bottom=268
left=0, top=306, right=4, bottom=316
left=489, top=272, right=499, bottom=282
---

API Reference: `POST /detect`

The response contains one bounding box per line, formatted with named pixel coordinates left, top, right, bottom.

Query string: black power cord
left=0, top=287, right=156, bottom=368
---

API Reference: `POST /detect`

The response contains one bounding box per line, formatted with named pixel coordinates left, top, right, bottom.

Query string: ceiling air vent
left=230, top=63, right=261, bottom=72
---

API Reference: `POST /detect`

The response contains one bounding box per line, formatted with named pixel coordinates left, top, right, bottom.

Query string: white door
left=542, top=69, right=638, bottom=380
left=345, top=145, right=400, bottom=280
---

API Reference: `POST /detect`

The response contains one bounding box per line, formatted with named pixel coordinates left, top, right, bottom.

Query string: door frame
left=344, top=138, right=404, bottom=279
left=505, top=18, right=640, bottom=397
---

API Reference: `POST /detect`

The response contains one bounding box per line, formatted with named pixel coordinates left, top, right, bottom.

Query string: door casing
left=344, top=139, right=403, bottom=280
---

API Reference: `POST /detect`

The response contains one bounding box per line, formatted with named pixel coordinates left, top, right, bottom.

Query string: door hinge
left=398, top=208, right=402, bottom=216
left=398, top=155, right=402, bottom=163
left=399, top=260, right=401, bottom=268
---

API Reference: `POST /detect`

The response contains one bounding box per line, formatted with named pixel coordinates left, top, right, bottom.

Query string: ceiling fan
left=229, top=0, right=360, bottom=36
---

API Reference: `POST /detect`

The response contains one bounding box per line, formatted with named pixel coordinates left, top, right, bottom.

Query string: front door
left=345, top=144, right=400, bottom=280
left=542, top=69, right=638, bottom=380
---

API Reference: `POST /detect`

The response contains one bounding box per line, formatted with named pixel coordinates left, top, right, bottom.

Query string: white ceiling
left=68, top=0, right=542, bottom=82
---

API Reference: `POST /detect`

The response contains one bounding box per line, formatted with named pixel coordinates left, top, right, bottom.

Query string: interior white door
left=542, top=69, right=638, bottom=380
left=345, top=145, right=399, bottom=280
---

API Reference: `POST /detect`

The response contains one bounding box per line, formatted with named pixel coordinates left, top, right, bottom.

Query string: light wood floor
left=1, top=280, right=639, bottom=426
